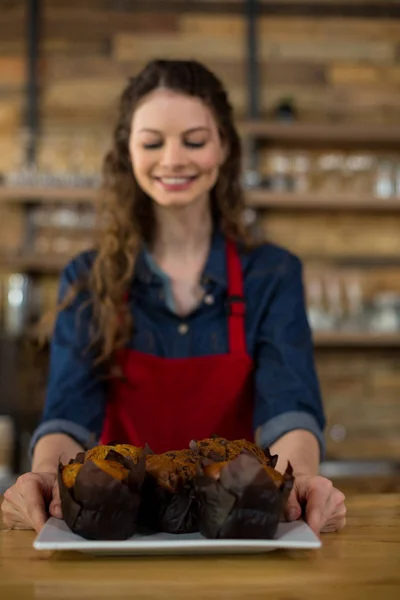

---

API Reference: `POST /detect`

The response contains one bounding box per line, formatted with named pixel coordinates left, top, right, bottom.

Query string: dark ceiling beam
left=25, top=0, right=41, bottom=166
left=260, top=1, right=400, bottom=19
left=246, top=0, right=260, bottom=121
left=116, top=1, right=400, bottom=19
left=244, top=0, right=260, bottom=179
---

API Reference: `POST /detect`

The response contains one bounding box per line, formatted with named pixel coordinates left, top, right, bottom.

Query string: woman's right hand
left=1, top=472, right=62, bottom=533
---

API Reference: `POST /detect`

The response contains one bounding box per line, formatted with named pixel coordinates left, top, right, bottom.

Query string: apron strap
left=226, top=239, right=247, bottom=355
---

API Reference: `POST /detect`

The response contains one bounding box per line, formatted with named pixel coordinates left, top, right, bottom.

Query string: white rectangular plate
left=34, top=518, right=321, bottom=555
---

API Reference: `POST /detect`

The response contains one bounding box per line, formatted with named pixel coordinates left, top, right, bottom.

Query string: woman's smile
left=154, top=175, right=199, bottom=192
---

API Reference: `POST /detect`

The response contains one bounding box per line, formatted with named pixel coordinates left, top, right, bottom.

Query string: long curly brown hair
left=55, top=59, right=253, bottom=366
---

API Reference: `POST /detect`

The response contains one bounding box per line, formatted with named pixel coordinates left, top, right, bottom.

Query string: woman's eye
left=143, top=142, right=162, bottom=149
left=185, top=141, right=206, bottom=148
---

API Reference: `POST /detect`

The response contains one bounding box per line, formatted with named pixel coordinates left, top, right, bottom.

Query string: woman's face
left=129, top=88, right=226, bottom=209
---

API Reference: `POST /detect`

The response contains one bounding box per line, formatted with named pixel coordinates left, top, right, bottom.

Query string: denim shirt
left=30, top=230, right=326, bottom=458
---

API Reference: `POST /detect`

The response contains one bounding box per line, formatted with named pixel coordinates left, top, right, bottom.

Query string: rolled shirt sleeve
left=29, top=253, right=107, bottom=457
left=253, top=253, right=326, bottom=459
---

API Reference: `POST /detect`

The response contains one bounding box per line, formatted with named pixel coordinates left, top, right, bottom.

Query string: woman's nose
left=159, top=141, right=188, bottom=168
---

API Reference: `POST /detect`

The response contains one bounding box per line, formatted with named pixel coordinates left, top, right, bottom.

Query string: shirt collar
left=134, top=227, right=229, bottom=288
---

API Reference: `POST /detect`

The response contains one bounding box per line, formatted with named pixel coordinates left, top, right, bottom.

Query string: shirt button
left=178, top=323, right=189, bottom=335
left=204, top=294, right=214, bottom=305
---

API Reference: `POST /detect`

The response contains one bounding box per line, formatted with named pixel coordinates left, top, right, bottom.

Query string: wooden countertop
left=1, top=494, right=399, bottom=600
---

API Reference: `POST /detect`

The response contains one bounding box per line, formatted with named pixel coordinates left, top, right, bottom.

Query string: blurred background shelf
left=3, top=186, right=400, bottom=212
left=2, top=252, right=400, bottom=274
left=246, top=191, right=400, bottom=210
left=240, top=121, right=400, bottom=145
left=313, top=331, right=400, bottom=348
left=0, top=186, right=98, bottom=204
left=0, top=254, right=70, bottom=273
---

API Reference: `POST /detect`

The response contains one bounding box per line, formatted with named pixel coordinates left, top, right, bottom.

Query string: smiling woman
left=1, top=59, right=346, bottom=537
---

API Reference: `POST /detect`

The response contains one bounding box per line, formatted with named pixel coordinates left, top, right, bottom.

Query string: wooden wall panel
left=317, top=350, right=400, bottom=460
left=0, top=4, right=25, bottom=37
left=113, top=31, right=395, bottom=65
left=182, top=15, right=400, bottom=44
left=45, top=56, right=142, bottom=81
left=0, top=135, right=20, bottom=173
left=329, top=64, right=400, bottom=88
left=0, top=57, right=25, bottom=88
left=113, top=33, right=245, bottom=62
left=43, top=39, right=111, bottom=57
left=1, top=5, right=399, bottom=159
left=261, top=213, right=400, bottom=259
left=43, top=78, right=124, bottom=111
left=42, top=9, right=179, bottom=36
left=0, top=2, right=24, bottom=175
left=0, top=207, right=24, bottom=254
left=0, top=98, right=21, bottom=133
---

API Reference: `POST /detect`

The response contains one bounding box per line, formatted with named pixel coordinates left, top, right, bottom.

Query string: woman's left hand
left=284, top=474, right=347, bottom=535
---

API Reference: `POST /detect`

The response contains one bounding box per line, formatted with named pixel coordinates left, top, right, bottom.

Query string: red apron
left=100, top=239, right=254, bottom=454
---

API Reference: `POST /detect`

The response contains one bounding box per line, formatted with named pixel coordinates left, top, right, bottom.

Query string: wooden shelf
left=2, top=186, right=400, bottom=212
left=239, top=121, right=400, bottom=145
left=303, top=255, right=400, bottom=267
left=246, top=191, right=400, bottom=211
left=0, top=186, right=98, bottom=204
left=0, top=254, right=68, bottom=273
left=313, top=331, right=400, bottom=348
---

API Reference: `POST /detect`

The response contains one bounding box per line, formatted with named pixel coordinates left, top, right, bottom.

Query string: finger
left=49, top=481, right=62, bottom=519
left=6, top=517, right=32, bottom=530
left=321, top=505, right=347, bottom=526
left=319, top=489, right=346, bottom=527
left=1, top=503, right=26, bottom=530
left=331, top=489, right=346, bottom=512
left=49, top=505, right=62, bottom=519
left=305, top=478, right=333, bottom=535
left=4, top=482, right=45, bottom=532
left=319, top=500, right=347, bottom=533
left=284, top=488, right=302, bottom=522
left=2, top=512, right=14, bottom=529
left=321, top=516, right=346, bottom=533
left=19, top=479, right=48, bottom=533
left=27, top=501, right=47, bottom=533
left=327, top=503, right=347, bottom=521
left=1, top=492, right=23, bottom=523
left=52, top=481, right=61, bottom=505
left=1, top=501, right=14, bottom=526
left=3, top=486, right=18, bottom=507
left=49, top=500, right=62, bottom=519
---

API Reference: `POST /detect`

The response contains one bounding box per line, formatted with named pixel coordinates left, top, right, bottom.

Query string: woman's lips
left=154, top=176, right=198, bottom=192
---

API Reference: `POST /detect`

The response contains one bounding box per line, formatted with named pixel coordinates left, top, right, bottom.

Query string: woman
left=2, top=60, right=346, bottom=535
